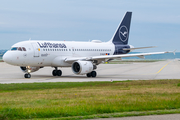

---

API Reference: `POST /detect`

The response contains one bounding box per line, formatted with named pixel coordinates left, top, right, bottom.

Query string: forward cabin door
left=31, top=43, right=40, bottom=57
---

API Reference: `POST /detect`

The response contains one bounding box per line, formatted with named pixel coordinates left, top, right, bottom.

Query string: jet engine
left=20, top=66, right=41, bottom=73
left=72, top=61, right=93, bottom=75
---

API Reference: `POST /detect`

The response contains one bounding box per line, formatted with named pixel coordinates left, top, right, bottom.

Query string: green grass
left=0, top=80, right=180, bottom=120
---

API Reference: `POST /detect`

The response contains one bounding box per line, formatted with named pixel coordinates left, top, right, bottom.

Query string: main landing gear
left=86, top=71, right=97, bottom=78
left=52, top=67, right=62, bottom=76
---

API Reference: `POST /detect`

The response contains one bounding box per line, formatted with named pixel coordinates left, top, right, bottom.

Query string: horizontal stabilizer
left=123, top=46, right=156, bottom=51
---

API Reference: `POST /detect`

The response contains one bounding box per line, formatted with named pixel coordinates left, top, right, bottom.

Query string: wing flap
left=137, top=55, right=145, bottom=59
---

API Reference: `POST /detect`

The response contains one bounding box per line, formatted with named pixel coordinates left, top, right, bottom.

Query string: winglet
left=173, top=49, right=176, bottom=55
left=165, top=50, right=176, bottom=55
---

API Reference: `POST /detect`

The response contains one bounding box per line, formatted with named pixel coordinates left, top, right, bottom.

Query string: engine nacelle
left=20, top=66, right=41, bottom=73
left=72, top=61, right=93, bottom=75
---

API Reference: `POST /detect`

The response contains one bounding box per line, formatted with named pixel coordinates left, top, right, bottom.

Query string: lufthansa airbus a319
left=3, top=12, right=173, bottom=78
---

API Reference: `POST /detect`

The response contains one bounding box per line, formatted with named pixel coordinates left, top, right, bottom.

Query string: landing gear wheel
left=24, top=73, right=31, bottom=78
left=91, top=71, right=97, bottom=78
left=52, top=70, right=57, bottom=76
left=86, top=73, right=92, bottom=77
left=57, top=70, right=62, bottom=76
left=52, top=69, right=62, bottom=76
left=86, top=71, right=97, bottom=78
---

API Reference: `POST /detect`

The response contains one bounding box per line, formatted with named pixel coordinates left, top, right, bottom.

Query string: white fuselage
left=3, top=40, right=117, bottom=67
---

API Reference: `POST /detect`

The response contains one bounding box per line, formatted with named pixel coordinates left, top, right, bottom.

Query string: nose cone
left=3, top=51, right=12, bottom=64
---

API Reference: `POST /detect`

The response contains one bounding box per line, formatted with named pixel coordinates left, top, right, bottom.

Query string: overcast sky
left=0, top=0, right=180, bottom=52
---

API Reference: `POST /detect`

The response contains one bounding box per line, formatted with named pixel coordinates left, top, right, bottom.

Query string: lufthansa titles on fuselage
left=37, top=42, right=67, bottom=48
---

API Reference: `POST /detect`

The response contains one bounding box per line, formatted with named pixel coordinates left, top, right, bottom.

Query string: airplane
left=3, top=12, right=173, bottom=78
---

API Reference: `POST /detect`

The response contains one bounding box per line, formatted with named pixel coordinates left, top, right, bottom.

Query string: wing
left=64, top=51, right=173, bottom=64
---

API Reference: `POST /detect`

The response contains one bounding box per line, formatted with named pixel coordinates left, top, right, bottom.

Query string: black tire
left=24, top=73, right=31, bottom=78
left=57, top=70, right=62, bottom=76
left=52, top=70, right=57, bottom=76
left=86, top=73, right=92, bottom=77
left=24, top=74, right=27, bottom=78
left=91, top=71, right=97, bottom=78
left=27, top=74, right=31, bottom=78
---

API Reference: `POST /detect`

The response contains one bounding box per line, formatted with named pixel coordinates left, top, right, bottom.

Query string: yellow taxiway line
left=156, top=61, right=172, bottom=74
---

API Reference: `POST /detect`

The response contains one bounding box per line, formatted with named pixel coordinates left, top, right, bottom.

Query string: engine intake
left=72, top=61, right=93, bottom=75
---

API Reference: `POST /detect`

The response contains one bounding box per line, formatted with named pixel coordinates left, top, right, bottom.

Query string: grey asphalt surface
left=0, top=59, right=180, bottom=83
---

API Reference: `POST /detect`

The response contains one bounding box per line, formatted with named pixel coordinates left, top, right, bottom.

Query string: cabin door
left=31, top=43, right=40, bottom=57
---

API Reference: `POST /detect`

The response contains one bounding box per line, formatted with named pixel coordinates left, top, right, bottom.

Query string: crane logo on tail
left=119, top=25, right=128, bottom=42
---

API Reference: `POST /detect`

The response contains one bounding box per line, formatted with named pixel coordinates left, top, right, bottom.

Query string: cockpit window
left=18, top=47, right=22, bottom=51
left=22, top=47, right=26, bottom=51
left=11, top=47, right=27, bottom=51
left=11, top=47, right=18, bottom=51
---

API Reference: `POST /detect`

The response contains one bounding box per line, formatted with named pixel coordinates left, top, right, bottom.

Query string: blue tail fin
left=111, top=12, right=132, bottom=45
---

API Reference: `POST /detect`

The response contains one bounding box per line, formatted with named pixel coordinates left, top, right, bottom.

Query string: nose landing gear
left=24, top=73, right=31, bottom=78
left=24, top=66, right=31, bottom=78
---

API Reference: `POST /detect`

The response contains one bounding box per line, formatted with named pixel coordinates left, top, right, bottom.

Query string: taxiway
left=0, top=59, right=180, bottom=84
